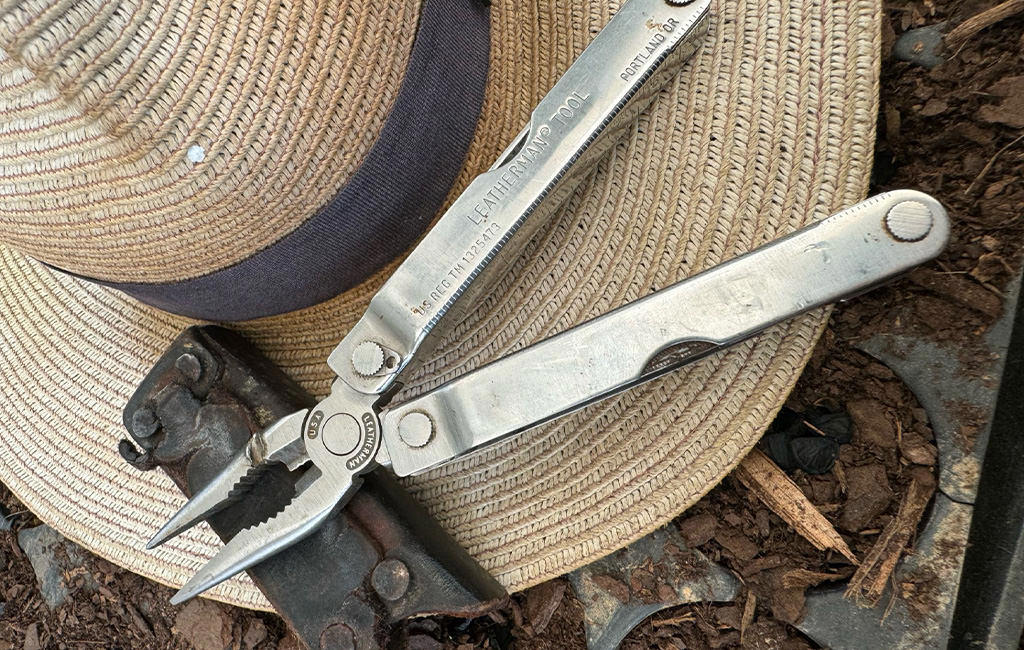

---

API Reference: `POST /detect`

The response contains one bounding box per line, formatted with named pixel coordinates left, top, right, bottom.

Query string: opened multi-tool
left=147, top=0, right=949, bottom=603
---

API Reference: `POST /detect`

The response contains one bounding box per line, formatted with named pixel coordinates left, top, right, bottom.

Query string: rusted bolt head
left=371, top=558, right=411, bottom=601
left=320, top=622, right=355, bottom=650
left=174, top=353, right=202, bottom=383
left=130, top=407, right=160, bottom=438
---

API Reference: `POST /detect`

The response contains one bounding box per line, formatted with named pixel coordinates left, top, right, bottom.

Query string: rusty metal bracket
left=795, top=275, right=1022, bottom=649
left=568, top=525, right=739, bottom=649
left=120, top=326, right=506, bottom=649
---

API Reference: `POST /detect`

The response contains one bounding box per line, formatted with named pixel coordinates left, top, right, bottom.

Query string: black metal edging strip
left=948, top=277, right=1024, bottom=649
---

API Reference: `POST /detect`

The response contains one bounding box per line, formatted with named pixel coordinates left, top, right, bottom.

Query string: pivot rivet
left=174, top=353, right=202, bottom=383
left=320, top=623, right=355, bottom=650
left=351, top=341, right=385, bottom=377
left=131, top=407, right=160, bottom=438
left=398, top=412, right=434, bottom=448
left=321, top=414, right=361, bottom=456
left=885, top=200, right=933, bottom=242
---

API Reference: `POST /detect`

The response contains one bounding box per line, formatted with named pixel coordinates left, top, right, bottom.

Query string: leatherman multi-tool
left=145, top=0, right=950, bottom=603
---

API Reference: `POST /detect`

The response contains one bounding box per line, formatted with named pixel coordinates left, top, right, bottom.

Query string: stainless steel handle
left=328, top=0, right=711, bottom=394
left=381, top=190, right=950, bottom=476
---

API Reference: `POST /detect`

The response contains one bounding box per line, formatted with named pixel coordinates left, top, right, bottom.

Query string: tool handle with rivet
left=380, top=190, right=950, bottom=476
left=327, top=0, right=712, bottom=396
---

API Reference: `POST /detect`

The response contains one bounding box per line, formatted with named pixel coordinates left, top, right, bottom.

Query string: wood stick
left=946, top=0, right=1024, bottom=47
left=734, top=449, right=858, bottom=564
left=740, top=593, right=757, bottom=645
left=781, top=568, right=848, bottom=589
left=844, top=466, right=937, bottom=607
left=651, top=613, right=696, bottom=627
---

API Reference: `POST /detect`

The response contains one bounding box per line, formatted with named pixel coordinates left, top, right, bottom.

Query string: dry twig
left=740, top=593, right=757, bottom=645
left=946, top=0, right=1024, bottom=48
left=652, top=613, right=696, bottom=627
left=844, top=467, right=937, bottom=607
left=735, top=449, right=858, bottom=563
left=965, top=133, right=1024, bottom=195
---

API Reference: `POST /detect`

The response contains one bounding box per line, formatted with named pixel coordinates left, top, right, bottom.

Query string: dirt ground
left=1, top=1, right=1022, bottom=648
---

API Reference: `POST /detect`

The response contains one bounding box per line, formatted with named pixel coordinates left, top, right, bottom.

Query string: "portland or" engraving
left=620, top=17, right=680, bottom=81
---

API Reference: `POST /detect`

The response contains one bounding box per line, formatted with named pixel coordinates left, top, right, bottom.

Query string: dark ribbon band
left=84, top=0, right=490, bottom=322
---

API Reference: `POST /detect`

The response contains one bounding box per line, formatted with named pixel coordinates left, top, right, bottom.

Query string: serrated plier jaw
left=149, top=385, right=384, bottom=602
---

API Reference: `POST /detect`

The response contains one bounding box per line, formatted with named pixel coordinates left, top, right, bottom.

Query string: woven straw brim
left=0, top=0, right=420, bottom=282
left=0, top=0, right=880, bottom=610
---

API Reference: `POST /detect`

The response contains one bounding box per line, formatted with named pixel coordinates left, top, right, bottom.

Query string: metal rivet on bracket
left=371, top=558, right=411, bottom=601
left=319, top=622, right=355, bottom=650
left=174, top=353, right=203, bottom=383
left=131, top=407, right=160, bottom=438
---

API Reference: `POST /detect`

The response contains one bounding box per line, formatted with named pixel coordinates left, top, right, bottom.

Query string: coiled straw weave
left=0, top=0, right=879, bottom=609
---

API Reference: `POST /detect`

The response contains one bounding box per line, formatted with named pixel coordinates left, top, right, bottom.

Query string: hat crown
left=0, top=0, right=419, bottom=284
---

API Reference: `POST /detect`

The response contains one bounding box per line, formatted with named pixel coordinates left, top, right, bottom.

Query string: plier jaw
left=146, top=409, right=311, bottom=549
left=149, top=386, right=385, bottom=603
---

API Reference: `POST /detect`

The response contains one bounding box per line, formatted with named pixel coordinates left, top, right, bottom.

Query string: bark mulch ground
left=1, top=1, right=1021, bottom=647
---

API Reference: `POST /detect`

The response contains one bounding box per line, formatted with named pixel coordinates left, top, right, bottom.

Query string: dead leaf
left=847, top=400, right=897, bottom=449
left=524, top=580, right=566, bottom=635
left=591, top=574, right=630, bottom=604
left=971, top=251, right=1014, bottom=284
left=677, top=512, right=717, bottom=547
left=983, top=177, right=1014, bottom=199
left=172, top=600, right=230, bottom=650
left=23, top=623, right=41, bottom=650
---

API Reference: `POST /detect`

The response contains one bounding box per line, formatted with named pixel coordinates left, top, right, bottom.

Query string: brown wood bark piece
left=843, top=466, right=938, bottom=607
left=946, top=0, right=1024, bottom=48
left=734, top=449, right=858, bottom=564
left=740, top=593, right=757, bottom=646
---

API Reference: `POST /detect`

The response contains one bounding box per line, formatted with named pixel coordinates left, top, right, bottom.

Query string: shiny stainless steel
left=149, top=1, right=950, bottom=605
left=160, top=188, right=949, bottom=601
left=381, top=190, right=950, bottom=476
left=147, top=409, right=310, bottom=549
left=155, top=0, right=713, bottom=602
left=327, top=0, right=712, bottom=395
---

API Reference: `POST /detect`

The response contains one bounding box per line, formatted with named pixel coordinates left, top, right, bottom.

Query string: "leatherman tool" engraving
left=466, top=90, right=592, bottom=228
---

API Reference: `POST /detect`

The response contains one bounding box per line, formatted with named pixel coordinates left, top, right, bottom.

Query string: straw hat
left=0, top=0, right=880, bottom=610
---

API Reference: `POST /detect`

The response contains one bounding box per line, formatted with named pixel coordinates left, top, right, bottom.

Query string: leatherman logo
left=467, top=125, right=552, bottom=227
left=346, top=413, right=378, bottom=470
left=466, top=90, right=592, bottom=228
